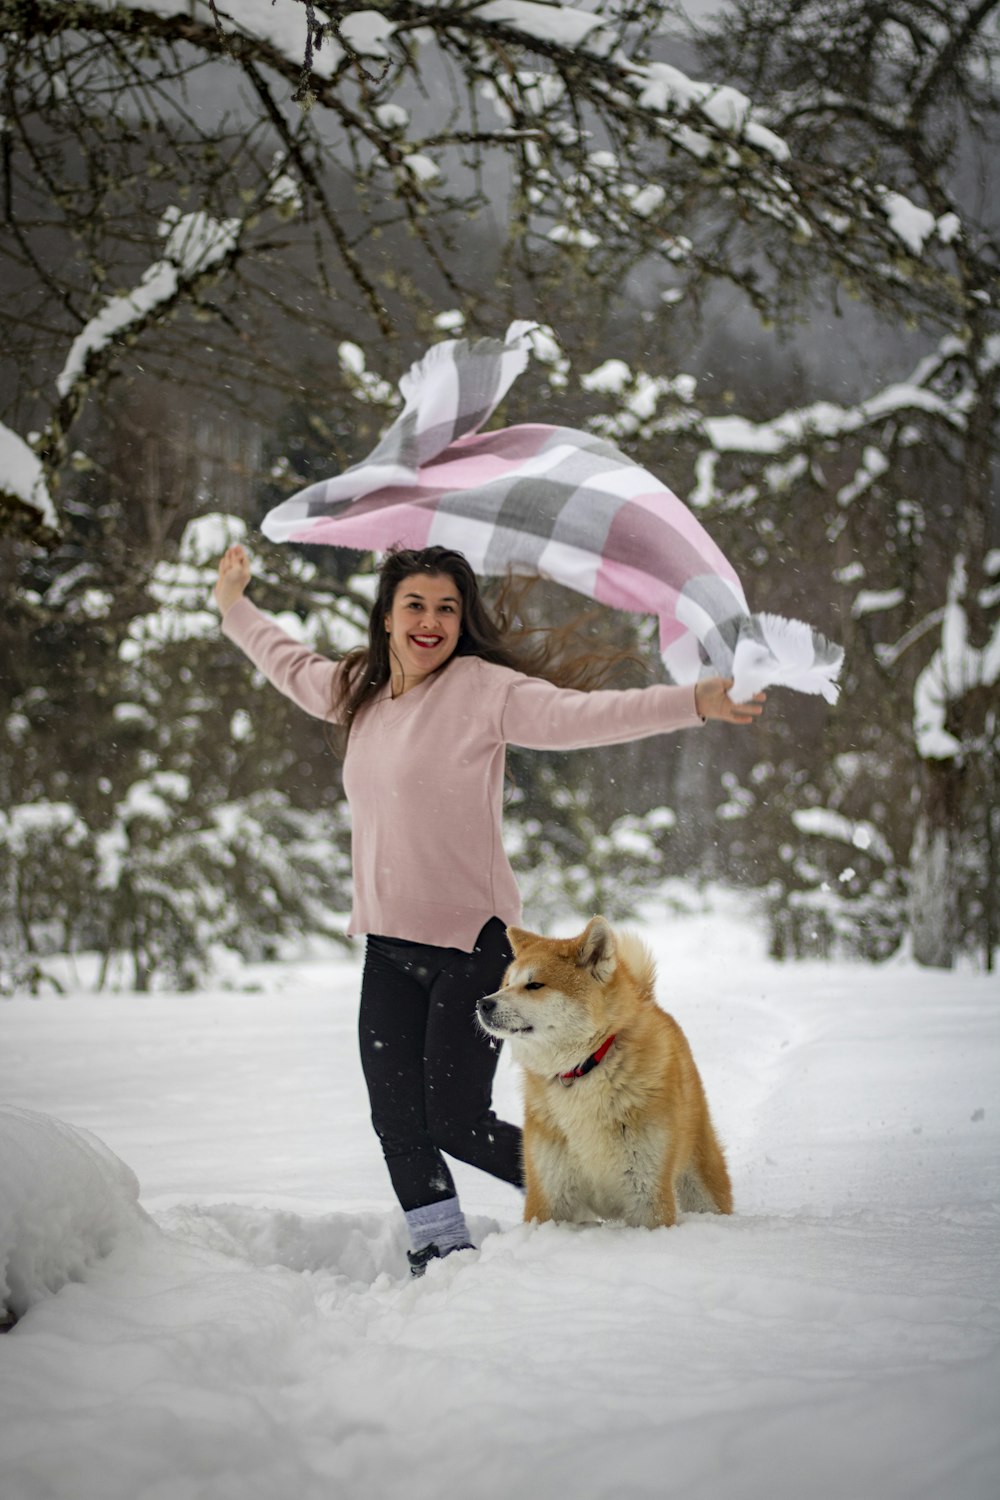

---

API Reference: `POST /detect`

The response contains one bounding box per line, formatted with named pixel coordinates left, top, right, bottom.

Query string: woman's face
left=384, top=571, right=463, bottom=684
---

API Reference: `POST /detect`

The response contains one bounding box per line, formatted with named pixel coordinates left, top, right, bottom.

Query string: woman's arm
left=499, top=669, right=764, bottom=751
left=215, top=545, right=346, bottom=722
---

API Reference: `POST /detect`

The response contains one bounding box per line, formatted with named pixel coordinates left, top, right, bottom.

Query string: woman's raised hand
left=694, top=677, right=767, bottom=725
left=214, top=544, right=252, bottom=617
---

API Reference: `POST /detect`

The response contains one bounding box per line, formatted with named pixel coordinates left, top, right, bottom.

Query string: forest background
left=1, top=0, right=997, bottom=991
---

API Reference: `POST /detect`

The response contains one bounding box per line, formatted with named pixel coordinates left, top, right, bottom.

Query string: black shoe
left=406, top=1241, right=474, bottom=1278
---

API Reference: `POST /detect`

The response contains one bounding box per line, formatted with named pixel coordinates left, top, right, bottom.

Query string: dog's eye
left=524, top=981, right=545, bottom=991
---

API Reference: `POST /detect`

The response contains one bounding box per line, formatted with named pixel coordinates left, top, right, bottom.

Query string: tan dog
left=477, top=916, right=732, bottom=1228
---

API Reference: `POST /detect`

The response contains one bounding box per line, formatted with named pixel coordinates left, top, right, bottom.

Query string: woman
left=214, top=541, right=764, bottom=1274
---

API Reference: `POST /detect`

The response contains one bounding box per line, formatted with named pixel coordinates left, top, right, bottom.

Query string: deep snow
left=1, top=888, right=998, bottom=1500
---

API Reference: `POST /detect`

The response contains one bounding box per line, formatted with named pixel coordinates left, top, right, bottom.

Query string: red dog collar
left=558, top=1034, right=616, bottom=1087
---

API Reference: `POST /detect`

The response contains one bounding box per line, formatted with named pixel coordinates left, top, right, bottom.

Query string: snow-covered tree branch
left=1, top=0, right=986, bottom=540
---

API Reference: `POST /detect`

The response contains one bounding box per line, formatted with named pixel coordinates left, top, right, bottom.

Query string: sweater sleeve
left=220, top=596, right=347, bottom=722
left=499, top=670, right=704, bottom=751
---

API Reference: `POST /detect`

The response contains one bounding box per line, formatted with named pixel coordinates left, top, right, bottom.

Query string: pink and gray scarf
left=261, top=323, right=842, bottom=702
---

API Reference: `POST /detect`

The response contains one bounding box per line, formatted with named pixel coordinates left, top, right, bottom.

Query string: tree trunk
left=909, top=759, right=961, bottom=967
left=909, top=327, right=996, bottom=969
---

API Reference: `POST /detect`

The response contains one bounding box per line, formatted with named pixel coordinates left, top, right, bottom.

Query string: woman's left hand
left=695, top=677, right=766, bottom=725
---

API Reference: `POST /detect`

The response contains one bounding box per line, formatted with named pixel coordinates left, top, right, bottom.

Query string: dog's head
left=476, top=916, right=623, bottom=1071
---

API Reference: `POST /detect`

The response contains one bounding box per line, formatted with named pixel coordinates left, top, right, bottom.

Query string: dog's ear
left=506, top=925, right=532, bottom=953
left=577, top=916, right=616, bottom=982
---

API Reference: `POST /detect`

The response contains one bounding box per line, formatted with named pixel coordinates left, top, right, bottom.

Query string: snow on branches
left=0, top=422, right=58, bottom=539
left=2, top=0, right=982, bottom=541
left=55, top=208, right=244, bottom=404
left=914, top=556, right=1000, bottom=761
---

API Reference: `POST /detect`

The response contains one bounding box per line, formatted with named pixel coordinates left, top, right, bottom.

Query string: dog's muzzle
left=477, top=995, right=532, bottom=1036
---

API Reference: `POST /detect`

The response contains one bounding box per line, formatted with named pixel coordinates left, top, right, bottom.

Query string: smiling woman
left=213, top=541, right=764, bottom=1275
left=385, top=575, right=463, bottom=691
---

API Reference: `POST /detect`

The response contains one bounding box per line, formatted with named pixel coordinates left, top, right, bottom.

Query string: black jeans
left=359, top=917, right=524, bottom=1211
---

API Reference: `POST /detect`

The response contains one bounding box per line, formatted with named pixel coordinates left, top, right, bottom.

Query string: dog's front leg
left=522, top=1135, right=558, bottom=1222
left=523, top=1176, right=554, bottom=1224
left=655, top=1161, right=679, bottom=1229
left=621, top=1169, right=674, bottom=1229
left=523, top=1131, right=581, bottom=1225
left=625, top=1146, right=678, bottom=1228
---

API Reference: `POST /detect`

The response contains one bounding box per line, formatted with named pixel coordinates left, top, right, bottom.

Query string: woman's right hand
left=214, top=544, right=252, bottom=616
left=694, top=676, right=766, bottom=725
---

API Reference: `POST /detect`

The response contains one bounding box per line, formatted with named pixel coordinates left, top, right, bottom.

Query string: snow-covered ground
left=1, top=888, right=998, bottom=1500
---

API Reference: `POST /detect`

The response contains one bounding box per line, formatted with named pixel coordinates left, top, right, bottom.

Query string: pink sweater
left=222, top=597, right=703, bottom=950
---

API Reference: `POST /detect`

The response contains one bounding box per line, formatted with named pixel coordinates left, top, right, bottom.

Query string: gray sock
left=405, top=1195, right=471, bottom=1254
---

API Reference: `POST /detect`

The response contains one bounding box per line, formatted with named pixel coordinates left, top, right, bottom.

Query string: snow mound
left=158, top=1200, right=503, bottom=1286
left=0, top=1106, right=147, bottom=1321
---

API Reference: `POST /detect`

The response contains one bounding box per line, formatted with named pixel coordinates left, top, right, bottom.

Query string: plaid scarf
left=261, top=324, right=843, bottom=702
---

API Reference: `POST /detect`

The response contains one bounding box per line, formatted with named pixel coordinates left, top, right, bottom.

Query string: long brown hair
left=331, top=545, right=642, bottom=750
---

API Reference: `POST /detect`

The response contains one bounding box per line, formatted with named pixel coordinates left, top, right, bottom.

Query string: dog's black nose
left=478, top=997, right=497, bottom=1017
